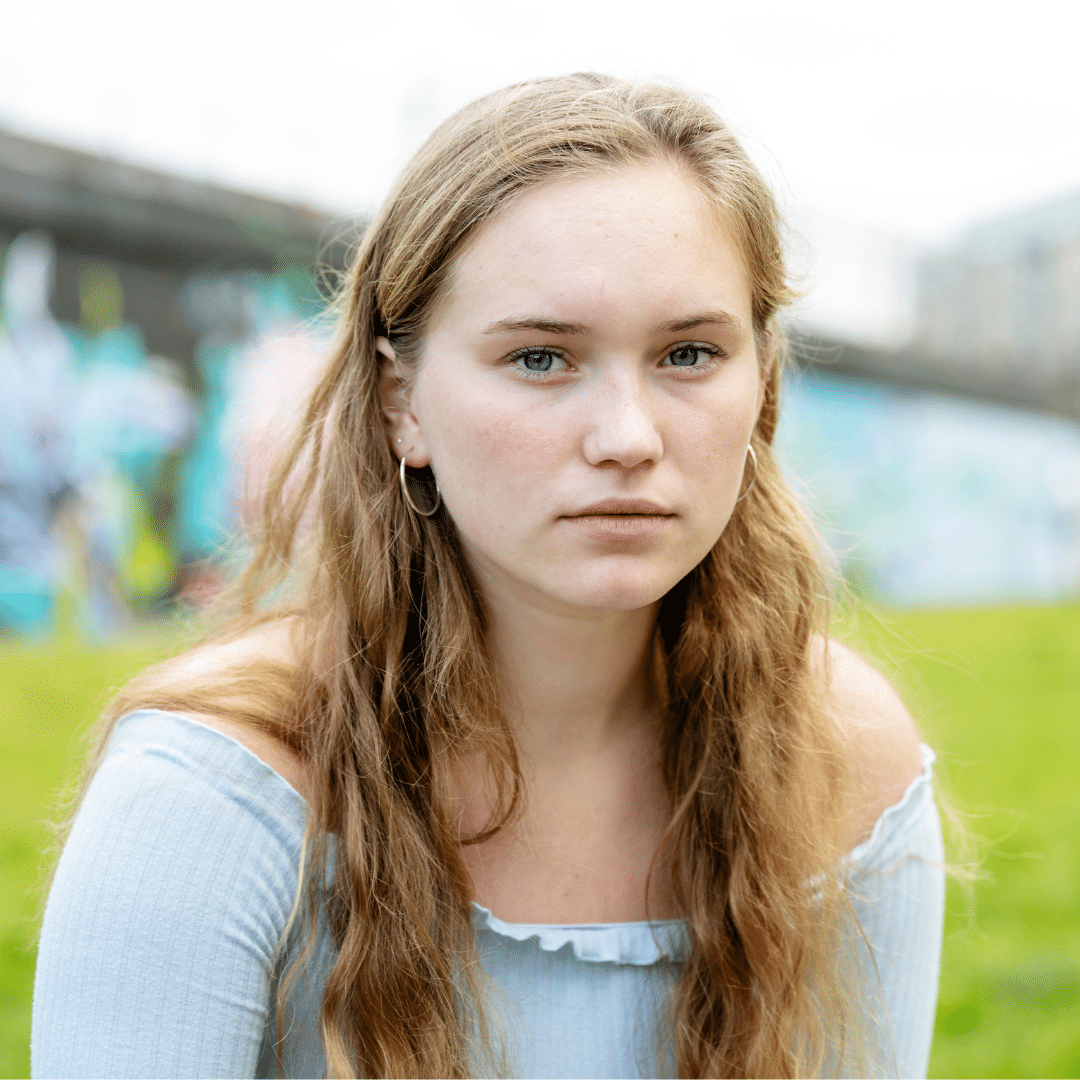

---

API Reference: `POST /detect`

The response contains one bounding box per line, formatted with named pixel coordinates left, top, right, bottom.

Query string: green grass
left=0, top=623, right=181, bottom=1080
left=1, top=603, right=1077, bottom=1078
left=839, top=601, right=1080, bottom=1078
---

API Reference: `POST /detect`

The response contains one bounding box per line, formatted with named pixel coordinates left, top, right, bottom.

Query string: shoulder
left=815, top=638, right=924, bottom=849
left=166, top=616, right=298, bottom=677
left=38, top=706, right=311, bottom=1078
left=93, top=709, right=308, bottom=851
left=151, top=618, right=312, bottom=803
left=180, top=712, right=311, bottom=804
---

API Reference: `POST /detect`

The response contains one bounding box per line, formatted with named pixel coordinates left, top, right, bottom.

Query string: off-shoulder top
left=32, top=710, right=945, bottom=1078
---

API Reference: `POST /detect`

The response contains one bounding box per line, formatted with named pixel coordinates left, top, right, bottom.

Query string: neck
left=482, top=584, right=663, bottom=773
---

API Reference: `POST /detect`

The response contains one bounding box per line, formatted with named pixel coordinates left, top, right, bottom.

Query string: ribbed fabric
left=843, top=742, right=945, bottom=1079
left=32, top=711, right=944, bottom=1079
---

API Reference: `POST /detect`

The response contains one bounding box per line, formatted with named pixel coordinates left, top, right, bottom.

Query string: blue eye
left=664, top=344, right=717, bottom=368
left=512, top=348, right=566, bottom=376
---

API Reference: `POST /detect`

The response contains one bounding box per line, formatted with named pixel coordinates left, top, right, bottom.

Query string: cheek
left=475, top=412, right=551, bottom=471
left=672, top=383, right=759, bottom=512
left=420, top=382, right=560, bottom=519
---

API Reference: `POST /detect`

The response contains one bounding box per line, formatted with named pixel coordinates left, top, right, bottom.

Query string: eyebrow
left=481, top=309, right=742, bottom=336
left=482, top=317, right=588, bottom=335
left=659, top=310, right=742, bottom=332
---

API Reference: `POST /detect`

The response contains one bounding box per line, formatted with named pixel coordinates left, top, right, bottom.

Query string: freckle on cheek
left=474, top=425, right=506, bottom=454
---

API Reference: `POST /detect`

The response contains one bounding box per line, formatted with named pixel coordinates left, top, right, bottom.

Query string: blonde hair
left=79, top=74, right=865, bottom=1077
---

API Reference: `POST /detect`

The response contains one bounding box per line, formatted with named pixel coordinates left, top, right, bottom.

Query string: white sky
left=2, top=0, right=1078, bottom=340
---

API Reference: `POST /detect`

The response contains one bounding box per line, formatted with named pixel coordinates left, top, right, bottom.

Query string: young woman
left=32, top=74, right=944, bottom=1079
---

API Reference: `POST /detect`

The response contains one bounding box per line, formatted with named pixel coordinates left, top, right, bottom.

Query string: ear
left=376, top=337, right=430, bottom=467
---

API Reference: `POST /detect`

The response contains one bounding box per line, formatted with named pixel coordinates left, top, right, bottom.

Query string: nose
left=581, top=375, right=664, bottom=469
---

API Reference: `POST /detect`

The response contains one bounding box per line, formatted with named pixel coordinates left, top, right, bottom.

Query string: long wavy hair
left=75, top=74, right=867, bottom=1077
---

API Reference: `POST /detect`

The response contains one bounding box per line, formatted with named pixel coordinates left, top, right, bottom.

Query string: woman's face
left=380, top=161, right=767, bottom=616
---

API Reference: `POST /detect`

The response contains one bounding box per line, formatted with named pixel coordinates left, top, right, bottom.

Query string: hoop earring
left=399, top=454, right=442, bottom=517
left=734, top=444, right=757, bottom=504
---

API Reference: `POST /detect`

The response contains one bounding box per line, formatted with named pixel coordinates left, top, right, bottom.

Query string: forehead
left=431, top=161, right=753, bottom=334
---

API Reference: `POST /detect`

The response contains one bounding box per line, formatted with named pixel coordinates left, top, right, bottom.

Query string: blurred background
left=1, top=0, right=1077, bottom=1075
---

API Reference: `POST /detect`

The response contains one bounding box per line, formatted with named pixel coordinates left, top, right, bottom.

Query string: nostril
left=582, top=423, right=664, bottom=469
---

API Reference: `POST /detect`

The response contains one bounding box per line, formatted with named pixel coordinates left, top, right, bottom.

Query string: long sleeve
left=31, top=710, right=326, bottom=1079
left=844, top=743, right=946, bottom=1079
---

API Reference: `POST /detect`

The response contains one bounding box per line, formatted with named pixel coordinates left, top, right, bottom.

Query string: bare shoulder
left=167, top=617, right=298, bottom=677
left=159, top=618, right=311, bottom=802
left=816, top=637, right=924, bottom=848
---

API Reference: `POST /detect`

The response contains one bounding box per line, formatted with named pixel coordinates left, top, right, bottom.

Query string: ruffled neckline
left=472, top=742, right=936, bottom=966
left=471, top=903, right=688, bottom=965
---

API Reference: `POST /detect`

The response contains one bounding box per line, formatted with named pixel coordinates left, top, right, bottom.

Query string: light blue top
left=32, top=710, right=945, bottom=1079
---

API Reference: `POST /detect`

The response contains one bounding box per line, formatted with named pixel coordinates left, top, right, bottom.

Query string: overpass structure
left=793, top=187, right=1080, bottom=422
left=2, top=123, right=1078, bottom=420
left=0, top=125, right=353, bottom=370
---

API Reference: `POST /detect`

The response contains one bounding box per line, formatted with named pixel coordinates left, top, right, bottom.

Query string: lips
left=564, top=498, right=675, bottom=517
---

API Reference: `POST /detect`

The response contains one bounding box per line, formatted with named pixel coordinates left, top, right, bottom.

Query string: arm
left=823, top=640, right=945, bottom=1079
left=845, top=747, right=945, bottom=1079
left=31, top=711, right=315, bottom=1079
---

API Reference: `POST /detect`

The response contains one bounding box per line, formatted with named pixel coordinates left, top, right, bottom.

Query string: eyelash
left=661, top=342, right=725, bottom=372
left=508, top=342, right=726, bottom=379
left=509, top=347, right=569, bottom=379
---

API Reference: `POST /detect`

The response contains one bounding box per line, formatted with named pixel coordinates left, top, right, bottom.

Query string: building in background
left=916, top=187, right=1080, bottom=420
left=1, top=126, right=1078, bottom=635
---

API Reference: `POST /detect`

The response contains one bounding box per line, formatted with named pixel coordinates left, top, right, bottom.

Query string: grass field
left=1, top=602, right=1078, bottom=1078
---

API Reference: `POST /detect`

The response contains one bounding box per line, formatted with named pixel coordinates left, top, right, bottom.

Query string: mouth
left=563, top=498, right=675, bottom=518
left=559, top=498, right=677, bottom=541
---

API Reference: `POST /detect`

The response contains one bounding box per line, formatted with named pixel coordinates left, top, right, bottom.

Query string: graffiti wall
left=3, top=227, right=1079, bottom=639
left=0, top=231, right=330, bottom=638
left=778, top=368, right=1080, bottom=606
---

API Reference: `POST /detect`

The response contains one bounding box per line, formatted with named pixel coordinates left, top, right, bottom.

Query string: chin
left=552, top=561, right=681, bottom=613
